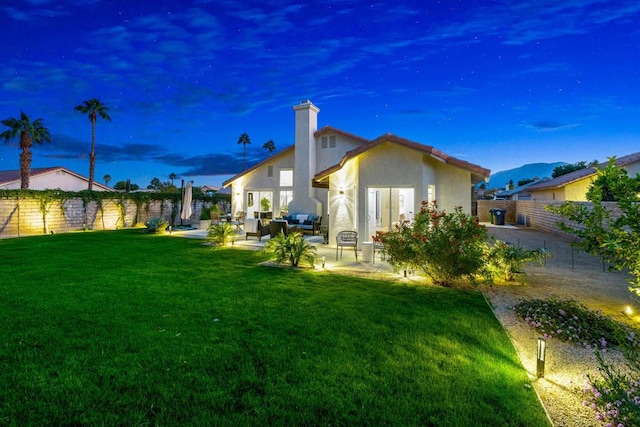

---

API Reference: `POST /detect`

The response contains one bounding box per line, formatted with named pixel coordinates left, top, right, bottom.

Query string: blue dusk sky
left=1, top=0, right=639, bottom=189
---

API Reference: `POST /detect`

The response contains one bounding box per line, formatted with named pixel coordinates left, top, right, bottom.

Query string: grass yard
left=0, top=230, right=549, bottom=426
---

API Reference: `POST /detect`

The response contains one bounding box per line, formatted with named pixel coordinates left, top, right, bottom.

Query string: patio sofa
left=282, top=213, right=322, bottom=235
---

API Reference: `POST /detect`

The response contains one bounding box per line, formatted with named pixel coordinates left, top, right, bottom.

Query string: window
left=427, top=185, right=436, bottom=203
left=321, top=137, right=327, bottom=149
left=280, top=169, right=293, bottom=187
left=267, top=166, right=273, bottom=177
left=329, top=135, right=336, bottom=148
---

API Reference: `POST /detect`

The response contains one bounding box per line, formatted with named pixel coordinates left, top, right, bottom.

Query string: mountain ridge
left=486, top=162, right=567, bottom=189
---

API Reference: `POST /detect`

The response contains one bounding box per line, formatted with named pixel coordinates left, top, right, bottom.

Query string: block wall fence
left=477, top=199, right=623, bottom=240
left=0, top=196, right=229, bottom=238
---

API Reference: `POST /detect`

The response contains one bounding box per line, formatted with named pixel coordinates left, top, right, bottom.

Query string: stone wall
left=0, top=196, right=228, bottom=238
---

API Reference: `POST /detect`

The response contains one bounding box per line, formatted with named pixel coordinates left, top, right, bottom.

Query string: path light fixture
left=321, top=256, right=325, bottom=268
left=536, top=338, right=546, bottom=378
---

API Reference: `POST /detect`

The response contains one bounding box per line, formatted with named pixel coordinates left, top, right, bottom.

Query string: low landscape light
left=536, top=338, right=546, bottom=378
left=321, top=256, right=325, bottom=268
left=624, top=305, right=633, bottom=316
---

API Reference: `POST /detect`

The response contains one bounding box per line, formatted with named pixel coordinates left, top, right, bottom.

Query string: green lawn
left=0, top=230, right=549, bottom=426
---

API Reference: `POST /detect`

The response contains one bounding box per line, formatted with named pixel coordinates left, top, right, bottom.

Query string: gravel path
left=483, top=226, right=640, bottom=426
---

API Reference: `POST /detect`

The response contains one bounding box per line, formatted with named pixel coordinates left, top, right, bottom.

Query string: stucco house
left=0, top=166, right=113, bottom=191
left=223, top=100, right=490, bottom=247
left=527, top=151, right=640, bottom=201
left=494, top=178, right=547, bottom=200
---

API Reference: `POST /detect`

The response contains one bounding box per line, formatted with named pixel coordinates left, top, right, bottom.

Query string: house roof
left=495, top=179, right=547, bottom=197
left=0, top=167, right=59, bottom=184
left=222, top=145, right=294, bottom=187
left=222, top=127, right=370, bottom=188
left=527, top=151, right=640, bottom=191
left=314, top=133, right=491, bottom=182
left=315, top=125, right=370, bottom=143
left=0, top=166, right=113, bottom=191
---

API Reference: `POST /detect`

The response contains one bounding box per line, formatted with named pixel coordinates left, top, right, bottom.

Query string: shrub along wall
left=477, top=199, right=623, bottom=241
left=0, top=190, right=229, bottom=238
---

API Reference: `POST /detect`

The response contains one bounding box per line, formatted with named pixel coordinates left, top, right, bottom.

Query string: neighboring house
left=223, top=100, right=490, bottom=246
left=528, top=152, right=640, bottom=201
left=0, top=166, right=113, bottom=191
left=201, top=185, right=220, bottom=195
left=494, top=178, right=546, bottom=200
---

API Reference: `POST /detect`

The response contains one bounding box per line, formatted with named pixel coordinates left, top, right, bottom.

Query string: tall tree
left=169, top=173, right=177, bottom=185
left=263, top=139, right=276, bottom=156
left=74, top=98, right=111, bottom=190
left=237, top=132, right=251, bottom=170
left=0, top=111, right=51, bottom=189
left=103, top=174, right=111, bottom=186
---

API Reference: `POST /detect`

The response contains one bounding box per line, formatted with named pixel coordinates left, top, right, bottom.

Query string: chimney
left=289, top=100, right=321, bottom=214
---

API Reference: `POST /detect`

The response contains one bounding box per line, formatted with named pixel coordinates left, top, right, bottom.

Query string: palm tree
left=75, top=98, right=111, bottom=190
left=237, top=132, right=251, bottom=171
left=169, top=173, right=177, bottom=185
left=103, top=174, right=111, bottom=187
left=0, top=111, right=51, bottom=189
left=263, top=139, right=276, bottom=156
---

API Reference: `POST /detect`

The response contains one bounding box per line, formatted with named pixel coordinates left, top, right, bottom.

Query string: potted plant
left=260, top=197, right=272, bottom=219
left=195, top=206, right=212, bottom=230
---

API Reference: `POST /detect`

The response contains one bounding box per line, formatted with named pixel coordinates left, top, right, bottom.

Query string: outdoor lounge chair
left=230, top=211, right=245, bottom=231
left=270, top=219, right=289, bottom=238
left=245, top=218, right=270, bottom=241
left=336, top=230, right=358, bottom=260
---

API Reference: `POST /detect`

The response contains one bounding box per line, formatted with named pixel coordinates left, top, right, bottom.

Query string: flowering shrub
left=584, top=349, right=640, bottom=427
left=485, top=240, right=550, bottom=281
left=513, top=299, right=628, bottom=349
left=514, top=298, right=640, bottom=426
left=381, top=201, right=488, bottom=286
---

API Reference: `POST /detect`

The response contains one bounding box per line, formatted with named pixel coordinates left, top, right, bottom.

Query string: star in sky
left=1, top=0, right=639, bottom=188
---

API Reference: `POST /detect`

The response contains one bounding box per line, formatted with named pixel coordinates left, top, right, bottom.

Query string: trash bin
left=493, top=208, right=506, bottom=225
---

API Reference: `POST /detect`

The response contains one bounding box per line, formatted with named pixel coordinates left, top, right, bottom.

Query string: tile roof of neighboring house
left=314, top=133, right=491, bottom=182
left=0, top=166, right=112, bottom=191
left=495, top=179, right=548, bottom=197
left=0, top=166, right=60, bottom=184
left=527, top=151, right=640, bottom=191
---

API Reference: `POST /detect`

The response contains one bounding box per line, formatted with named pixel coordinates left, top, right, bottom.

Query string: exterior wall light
left=536, top=337, right=546, bottom=378
left=339, top=188, right=345, bottom=199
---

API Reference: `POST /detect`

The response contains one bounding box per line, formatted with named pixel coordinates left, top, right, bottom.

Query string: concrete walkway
left=167, top=226, right=397, bottom=279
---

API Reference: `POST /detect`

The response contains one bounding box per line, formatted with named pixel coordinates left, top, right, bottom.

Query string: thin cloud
left=526, top=121, right=580, bottom=132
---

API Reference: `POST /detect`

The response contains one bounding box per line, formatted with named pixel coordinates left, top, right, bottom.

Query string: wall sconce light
left=536, top=337, right=546, bottom=378
left=321, top=256, right=325, bottom=268
left=339, top=188, right=345, bottom=199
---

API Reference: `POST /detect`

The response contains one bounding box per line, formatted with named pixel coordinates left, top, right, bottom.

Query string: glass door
left=367, top=187, right=414, bottom=239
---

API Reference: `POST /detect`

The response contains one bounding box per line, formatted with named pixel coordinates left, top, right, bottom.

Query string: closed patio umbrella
left=181, top=181, right=193, bottom=221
